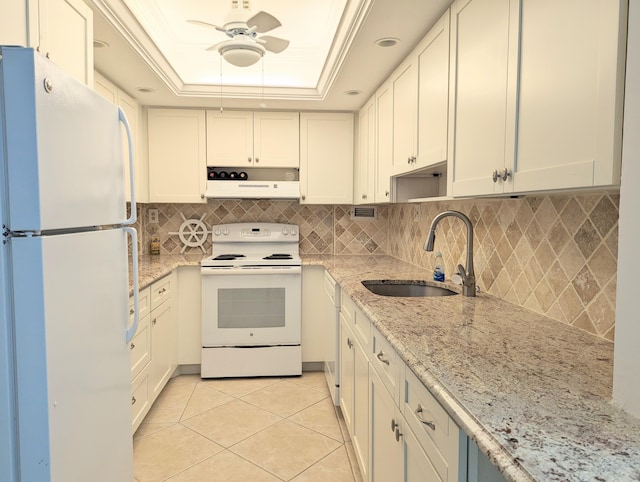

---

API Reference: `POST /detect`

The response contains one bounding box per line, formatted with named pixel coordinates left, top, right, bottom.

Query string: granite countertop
left=130, top=254, right=640, bottom=481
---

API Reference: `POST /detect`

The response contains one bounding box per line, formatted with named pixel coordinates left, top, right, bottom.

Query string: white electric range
left=200, top=223, right=302, bottom=378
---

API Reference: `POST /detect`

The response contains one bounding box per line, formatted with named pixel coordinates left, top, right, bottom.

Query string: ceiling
left=88, top=0, right=452, bottom=111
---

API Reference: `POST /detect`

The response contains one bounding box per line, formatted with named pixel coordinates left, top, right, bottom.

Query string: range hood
left=205, top=180, right=300, bottom=199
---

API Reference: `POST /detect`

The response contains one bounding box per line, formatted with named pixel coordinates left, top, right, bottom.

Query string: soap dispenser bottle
left=433, top=251, right=445, bottom=282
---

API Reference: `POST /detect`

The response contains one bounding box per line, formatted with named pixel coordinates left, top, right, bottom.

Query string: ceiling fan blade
left=246, top=11, right=281, bottom=33
left=258, top=35, right=289, bottom=54
left=205, top=40, right=228, bottom=51
left=187, top=19, right=227, bottom=34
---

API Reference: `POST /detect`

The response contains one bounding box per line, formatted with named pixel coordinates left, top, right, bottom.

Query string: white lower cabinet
left=340, top=317, right=369, bottom=480
left=339, top=291, right=466, bottom=482
left=130, top=272, right=178, bottom=433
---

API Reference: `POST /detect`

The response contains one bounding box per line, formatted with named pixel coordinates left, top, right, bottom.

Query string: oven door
left=201, top=266, right=301, bottom=347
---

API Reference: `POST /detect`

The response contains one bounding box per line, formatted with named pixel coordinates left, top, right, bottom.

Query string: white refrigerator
left=0, top=47, right=138, bottom=481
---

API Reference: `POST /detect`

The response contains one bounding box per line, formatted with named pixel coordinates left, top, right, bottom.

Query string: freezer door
left=0, top=47, right=126, bottom=231
left=10, top=229, right=133, bottom=482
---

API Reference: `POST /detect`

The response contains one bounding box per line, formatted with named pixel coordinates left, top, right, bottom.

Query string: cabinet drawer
left=131, top=367, right=151, bottom=433
left=150, top=275, right=173, bottom=310
left=340, top=294, right=370, bottom=349
left=370, top=325, right=399, bottom=402
left=402, top=364, right=459, bottom=482
left=130, top=314, right=150, bottom=380
left=129, top=287, right=150, bottom=324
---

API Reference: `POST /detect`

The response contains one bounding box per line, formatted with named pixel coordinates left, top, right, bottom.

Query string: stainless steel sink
left=362, top=280, right=457, bottom=297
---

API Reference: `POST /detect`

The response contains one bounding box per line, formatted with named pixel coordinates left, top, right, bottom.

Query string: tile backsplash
left=135, top=200, right=389, bottom=257
left=132, top=191, right=618, bottom=341
left=388, top=192, right=619, bottom=341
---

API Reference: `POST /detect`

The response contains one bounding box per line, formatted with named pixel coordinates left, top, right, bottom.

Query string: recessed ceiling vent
left=351, top=206, right=377, bottom=220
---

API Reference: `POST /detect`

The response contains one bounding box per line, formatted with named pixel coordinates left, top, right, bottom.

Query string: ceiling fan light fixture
left=219, top=40, right=265, bottom=67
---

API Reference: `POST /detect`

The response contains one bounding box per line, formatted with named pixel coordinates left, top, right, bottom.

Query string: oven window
left=218, top=288, right=286, bottom=328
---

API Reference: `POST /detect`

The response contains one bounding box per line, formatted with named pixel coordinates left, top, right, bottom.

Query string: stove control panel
left=211, top=223, right=299, bottom=242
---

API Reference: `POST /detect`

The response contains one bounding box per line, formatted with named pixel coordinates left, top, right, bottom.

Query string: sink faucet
left=424, top=210, right=476, bottom=297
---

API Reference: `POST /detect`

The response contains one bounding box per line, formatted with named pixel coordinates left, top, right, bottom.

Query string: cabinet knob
left=255, top=158, right=259, bottom=163
left=415, top=404, right=436, bottom=430
left=301, top=194, right=306, bottom=201
left=248, top=157, right=252, bottom=163
left=501, top=168, right=511, bottom=182
left=492, top=169, right=499, bottom=183
left=407, top=157, right=411, bottom=164
left=131, top=396, right=137, bottom=405
left=362, top=194, right=367, bottom=199
left=152, top=318, right=157, bottom=325
left=346, top=337, right=353, bottom=349
left=395, top=427, right=402, bottom=442
left=201, top=193, right=205, bottom=199
left=130, top=342, right=135, bottom=350
left=129, top=308, right=135, bottom=315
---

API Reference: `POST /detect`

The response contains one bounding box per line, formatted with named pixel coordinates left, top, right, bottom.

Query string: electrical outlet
left=148, top=208, right=159, bottom=224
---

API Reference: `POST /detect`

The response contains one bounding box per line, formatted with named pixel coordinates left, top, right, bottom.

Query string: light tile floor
left=133, top=372, right=364, bottom=482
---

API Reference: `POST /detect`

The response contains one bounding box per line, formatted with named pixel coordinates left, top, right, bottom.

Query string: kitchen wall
left=135, top=191, right=618, bottom=341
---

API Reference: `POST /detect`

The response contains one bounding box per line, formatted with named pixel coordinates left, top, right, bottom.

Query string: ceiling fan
left=188, top=0, right=290, bottom=67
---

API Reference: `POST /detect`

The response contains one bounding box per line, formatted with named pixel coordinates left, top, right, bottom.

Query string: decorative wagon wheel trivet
left=168, top=213, right=212, bottom=253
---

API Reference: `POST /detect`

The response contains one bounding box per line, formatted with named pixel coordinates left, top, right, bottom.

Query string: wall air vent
left=351, top=206, right=377, bottom=220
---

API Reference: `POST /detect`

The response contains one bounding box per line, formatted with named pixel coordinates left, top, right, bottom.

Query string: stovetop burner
left=263, top=253, right=293, bottom=260
left=212, top=254, right=246, bottom=261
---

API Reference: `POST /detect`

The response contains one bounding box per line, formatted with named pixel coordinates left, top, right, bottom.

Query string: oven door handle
left=201, top=266, right=302, bottom=276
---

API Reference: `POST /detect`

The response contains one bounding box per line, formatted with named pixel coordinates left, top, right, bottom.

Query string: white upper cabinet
left=449, top=0, right=519, bottom=197
left=206, top=110, right=300, bottom=168
left=148, top=109, right=207, bottom=203
left=94, top=72, right=147, bottom=203
left=1, top=0, right=93, bottom=85
left=355, top=98, right=376, bottom=204
left=450, top=0, right=626, bottom=197
left=512, top=0, right=626, bottom=192
left=416, top=9, right=450, bottom=171
left=300, top=113, right=354, bottom=204
left=391, top=61, right=419, bottom=175
left=375, top=82, right=394, bottom=203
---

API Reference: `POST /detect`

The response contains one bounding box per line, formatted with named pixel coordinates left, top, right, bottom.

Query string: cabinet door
left=392, top=61, right=418, bottom=174
left=254, top=111, right=300, bottom=167
left=206, top=110, right=254, bottom=167
left=404, top=422, right=442, bottom=482
left=375, top=82, right=394, bottom=202
left=149, top=300, right=173, bottom=400
left=356, top=99, right=376, bottom=204
left=370, top=368, right=402, bottom=481
left=416, top=9, right=450, bottom=170
left=449, top=0, right=519, bottom=196
left=353, top=335, right=369, bottom=480
left=38, top=0, right=93, bottom=85
left=148, top=109, right=207, bottom=203
left=513, top=0, right=625, bottom=191
left=300, top=113, right=354, bottom=204
left=339, top=318, right=355, bottom=431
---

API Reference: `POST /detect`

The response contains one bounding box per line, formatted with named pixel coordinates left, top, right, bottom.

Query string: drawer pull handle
left=131, top=396, right=136, bottom=405
left=346, top=338, right=353, bottom=349
left=376, top=350, right=390, bottom=366
left=130, top=342, right=135, bottom=350
left=152, top=318, right=157, bottom=325
left=395, top=427, right=402, bottom=442
left=391, top=419, right=399, bottom=432
left=158, top=288, right=167, bottom=294
left=129, top=308, right=134, bottom=315
left=415, top=404, right=436, bottom=431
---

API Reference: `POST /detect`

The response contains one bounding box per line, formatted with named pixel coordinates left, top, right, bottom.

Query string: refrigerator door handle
left=118, top=107, right=137, bottom=226
left=124, top=227, right=139, bottom=342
